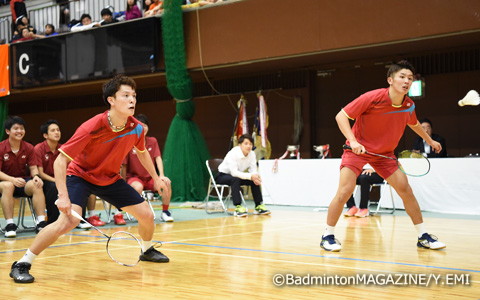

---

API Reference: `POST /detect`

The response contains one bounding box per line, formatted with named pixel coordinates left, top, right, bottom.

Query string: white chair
left=204, top=159, right=247, bottom=214
left=0, top=197, right=37, bottom=233
left=366, top=181, right=395, bottom=215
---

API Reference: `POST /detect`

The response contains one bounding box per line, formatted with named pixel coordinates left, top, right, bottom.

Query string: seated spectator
left=126, top=0, right=143, bottom=20
left=70, top=13, right=100, bottom=32
left=34, top=120, right=62, bottom=224
left=11, top=27, right=35, bottom=43
left=100, top=8, right=118, bottom=25
left=143, top=0, right=152, bottom=13
left=412, top=118, right=447, bottom=158
left=122, top=114, right=173, bottom=222
left=44, top=24, right=58, bottom=37
left=57, top=0, right=70, bottom=32
left=10, top=0, right=27, bottom=33
left=144, top=0, right=163, bottom=16
left=0, top=116, right=47, bottom=238
left=344, top=167, right=384, bottom=218
left=216, top=134, right=271, bottom=217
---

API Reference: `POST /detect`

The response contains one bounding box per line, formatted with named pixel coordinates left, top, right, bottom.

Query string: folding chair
left=204, top=159, right=247, bottom=214
left=367, top=181, right=395, bottom=215
left=142, top=190, right=157, bottom=220
left=0, top=197, right=37, bottom=233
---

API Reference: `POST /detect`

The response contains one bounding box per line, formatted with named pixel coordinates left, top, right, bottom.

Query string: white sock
left=6, top=218, right=14, bottom=225
left=18, top=249, right=37, bottom=265
left=142, top=240, right=153, bottom=252
left=36, top=215, right=46, bottom=223
left=415, top=223, right=427, bottom=238
left=323, top=225, right=335, bottom=237
left=88, top=210, right=96, bottom=217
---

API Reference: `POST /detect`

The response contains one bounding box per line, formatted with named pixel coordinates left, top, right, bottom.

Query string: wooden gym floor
left=0, top=202, right=479, bottom=299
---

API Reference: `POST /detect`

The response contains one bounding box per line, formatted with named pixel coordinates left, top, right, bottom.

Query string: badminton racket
left=343, top=145, right=430, bottom=177
left=70, top=210, right=143, bottom=267
left=458, top=90, right=480, bottom=106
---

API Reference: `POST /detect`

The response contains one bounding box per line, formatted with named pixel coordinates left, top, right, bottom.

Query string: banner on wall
left=0, top=44, right=9, bottom=97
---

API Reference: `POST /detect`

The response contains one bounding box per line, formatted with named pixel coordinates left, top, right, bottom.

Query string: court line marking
left=2, top=220, right=479, bottom=276
left=163, top=248, right=480, bottom=284
left=166, top=242, right=480, bottom=273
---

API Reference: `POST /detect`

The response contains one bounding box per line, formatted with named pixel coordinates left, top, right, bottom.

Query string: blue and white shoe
left=417, top=233, right=446, bottom=250
left=320, top=234, right=342, bottom=252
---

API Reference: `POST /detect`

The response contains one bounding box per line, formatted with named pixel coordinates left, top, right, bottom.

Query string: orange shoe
left=114, top=213, right=126, bottom=225
left=344, top=206, right=358, bottom=217
left=86, top=215, right=106, bottom=227
left=355, top=208, right=370, bottom=218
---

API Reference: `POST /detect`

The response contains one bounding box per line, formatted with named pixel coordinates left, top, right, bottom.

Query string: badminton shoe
left=354, top=208, right=369, bottom=218
left=320, top=235, right=342, bottom=252
left=253, top=204, right=271, bottom=215
left=4, top=223, right=18, bottom=238
left=76, top=221, right=93, bottom=229
left=139, top=246, right=169, bottom=263
left=344, top=206, right=358, bottom=217
left=113, top=213, right=126, bottom=225
left=10, top=261, right=34, bottom=283
left=87, top=215, right=106, bottom=226
left=35, top=221, right=48, bottom=233
left=417, top=233, right=446, bottom=250
left=161, top=210, right=174, bottom=222
left=234, top=205, right=247, bottom=217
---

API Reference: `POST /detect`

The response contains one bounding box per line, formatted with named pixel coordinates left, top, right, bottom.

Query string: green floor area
left=2, top=200, right=478, bottom=239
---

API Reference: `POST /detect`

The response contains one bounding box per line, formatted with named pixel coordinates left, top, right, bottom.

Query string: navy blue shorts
left=13, top=178, right=32, bottom=198
left=66, top=175, right=144, bottom=210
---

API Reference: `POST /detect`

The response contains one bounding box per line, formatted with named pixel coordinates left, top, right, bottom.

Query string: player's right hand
left=349, top=141, right=366, bottom=155
left=11, top=177, right=26, bottom=188
left=55, top=197, right=72, bottom=216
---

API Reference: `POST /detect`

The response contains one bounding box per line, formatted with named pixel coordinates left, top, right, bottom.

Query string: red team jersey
left=59, top=111, right=146, bottom=186
left=0, top=140, right=39, bottom=178
left=34, top=141, right=62, bottom=178
left=342, top=88, right=418, bottom=155
left=124, top=136, right=161, bottom=181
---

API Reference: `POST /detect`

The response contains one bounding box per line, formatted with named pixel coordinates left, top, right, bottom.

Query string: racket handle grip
left=343, top=144, right=352, bottom=150
left=70, top=210, right=83, bottom=221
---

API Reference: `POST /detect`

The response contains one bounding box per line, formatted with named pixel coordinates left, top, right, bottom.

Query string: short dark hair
left=387, top=60, right=415, bottom=78
left=419, top=118, right=432, bottom=127
left=40, top=119, right=60, bottom=135
left=4, top=116, right=26, bottom=131
left=238, top=133, right=254, bottom=144
left=135, top=114, right=149, bottom=126
left=80, top=14, right=92, bottom=22
left=102, top=74, right=137, bottom=107
left=45, top=24, right=55, bottom=32
left=101, top=8, right=113, bottom=16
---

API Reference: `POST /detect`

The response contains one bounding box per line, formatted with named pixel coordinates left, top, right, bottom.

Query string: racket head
left=106, top=231, right=143, bottom=267
left=396, top=150, right=430, bottom=177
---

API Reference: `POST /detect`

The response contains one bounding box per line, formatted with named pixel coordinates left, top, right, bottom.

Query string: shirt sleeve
left=59, top=126, right=91, bottom=161
left=134, top=127, right=146, bottom=152
left=33, top=144, right=42, bottom=167
left=342, top=90, right=378, bottom=120
left=224, top=150, right=252, bottom=180
left=150, top=137, right=161, bottom=158
left=248, top=152, right=258, bottom=174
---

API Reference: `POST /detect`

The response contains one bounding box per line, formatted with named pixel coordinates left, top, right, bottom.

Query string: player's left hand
left=160, top=176, right=171, bottom=186
left=429, top=140, right=442, bottom=153
left=32, top=175, right=44, bottom=188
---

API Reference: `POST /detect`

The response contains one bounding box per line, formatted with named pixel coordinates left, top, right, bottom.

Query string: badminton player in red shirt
left=320, top=60, right=446, bottom=252
left=10, top=75, right=169, bottom=283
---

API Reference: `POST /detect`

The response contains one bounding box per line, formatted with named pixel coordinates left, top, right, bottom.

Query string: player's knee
left=0, top=181, right=15, bottom=193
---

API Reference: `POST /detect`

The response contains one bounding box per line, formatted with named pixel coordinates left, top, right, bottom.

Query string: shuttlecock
left=458, top=90, right=480, bottom=106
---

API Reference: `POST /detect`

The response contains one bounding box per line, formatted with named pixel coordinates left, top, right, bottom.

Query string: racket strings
left=106, top=231, right=143, bottom=267
left=397, top=150, right=430, bottom=176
